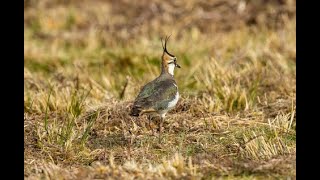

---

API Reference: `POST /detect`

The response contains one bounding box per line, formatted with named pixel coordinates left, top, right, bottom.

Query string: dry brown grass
left=24, top=0, right=296, bottom=179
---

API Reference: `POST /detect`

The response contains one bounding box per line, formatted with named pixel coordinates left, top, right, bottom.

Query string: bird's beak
left=175, top=63, right=181, bottom=68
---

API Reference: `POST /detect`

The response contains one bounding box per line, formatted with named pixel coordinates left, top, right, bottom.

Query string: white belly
left=167, top=92, right=179, bottom=109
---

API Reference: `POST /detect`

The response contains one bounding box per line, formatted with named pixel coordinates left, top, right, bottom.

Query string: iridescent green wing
left=133, top=79, right=158, bottom=109
left=153, top=80, right=178, bottom=111
left=133, top=77, right=177, bottom=110
left=136, top=80, right=157, bottom=100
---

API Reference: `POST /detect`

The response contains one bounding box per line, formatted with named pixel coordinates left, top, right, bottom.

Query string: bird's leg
left=158, top=114, right=165, bottom=143
left=158, top=116, right=163, bottom=143
left=147, top=115, right=155, bottom=136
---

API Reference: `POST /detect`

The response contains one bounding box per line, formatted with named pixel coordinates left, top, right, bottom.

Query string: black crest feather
left=161, top=35, right=174, bottom=57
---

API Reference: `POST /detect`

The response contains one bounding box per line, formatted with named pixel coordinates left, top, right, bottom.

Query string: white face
left=168, top=62, right=175, bottom=76
left=167, top=57, right=177, bottom=76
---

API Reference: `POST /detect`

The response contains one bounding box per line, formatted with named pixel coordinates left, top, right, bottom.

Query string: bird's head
left=161, top=36, right=181, bottom=76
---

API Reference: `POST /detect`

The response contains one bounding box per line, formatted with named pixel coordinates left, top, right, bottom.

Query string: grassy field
left=24, top=0, right=296, bottom=179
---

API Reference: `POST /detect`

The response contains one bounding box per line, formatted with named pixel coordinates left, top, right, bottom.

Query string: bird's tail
left=129, top=106, right=141, bottom=117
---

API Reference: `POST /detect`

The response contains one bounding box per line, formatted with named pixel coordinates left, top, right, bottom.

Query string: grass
left=24, top=0, right=296, bottom=179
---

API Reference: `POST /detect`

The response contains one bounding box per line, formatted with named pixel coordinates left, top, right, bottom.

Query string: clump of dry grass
left=24, top=0, right=295, bottom=179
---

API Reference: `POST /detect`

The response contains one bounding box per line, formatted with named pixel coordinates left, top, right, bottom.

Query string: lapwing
left=130, top=36, right=181, bottom=141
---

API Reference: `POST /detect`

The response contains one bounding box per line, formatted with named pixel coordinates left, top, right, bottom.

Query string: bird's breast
left=167, top=91, right=179, bottom=109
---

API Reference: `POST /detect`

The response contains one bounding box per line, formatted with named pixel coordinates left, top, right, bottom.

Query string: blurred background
left=24, top=0, right=296, bottom=101
left=24, top=0, right=296, bottom=41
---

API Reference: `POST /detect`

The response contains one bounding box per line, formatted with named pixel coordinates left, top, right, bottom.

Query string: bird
left=130, top=36, right=181, bottom=142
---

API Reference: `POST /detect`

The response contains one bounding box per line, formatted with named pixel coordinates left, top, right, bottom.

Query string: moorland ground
left=24, top=0, right=296, bottom=179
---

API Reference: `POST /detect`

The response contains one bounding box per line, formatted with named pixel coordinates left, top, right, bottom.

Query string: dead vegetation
left=24, top=0, right=296, bottom=179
